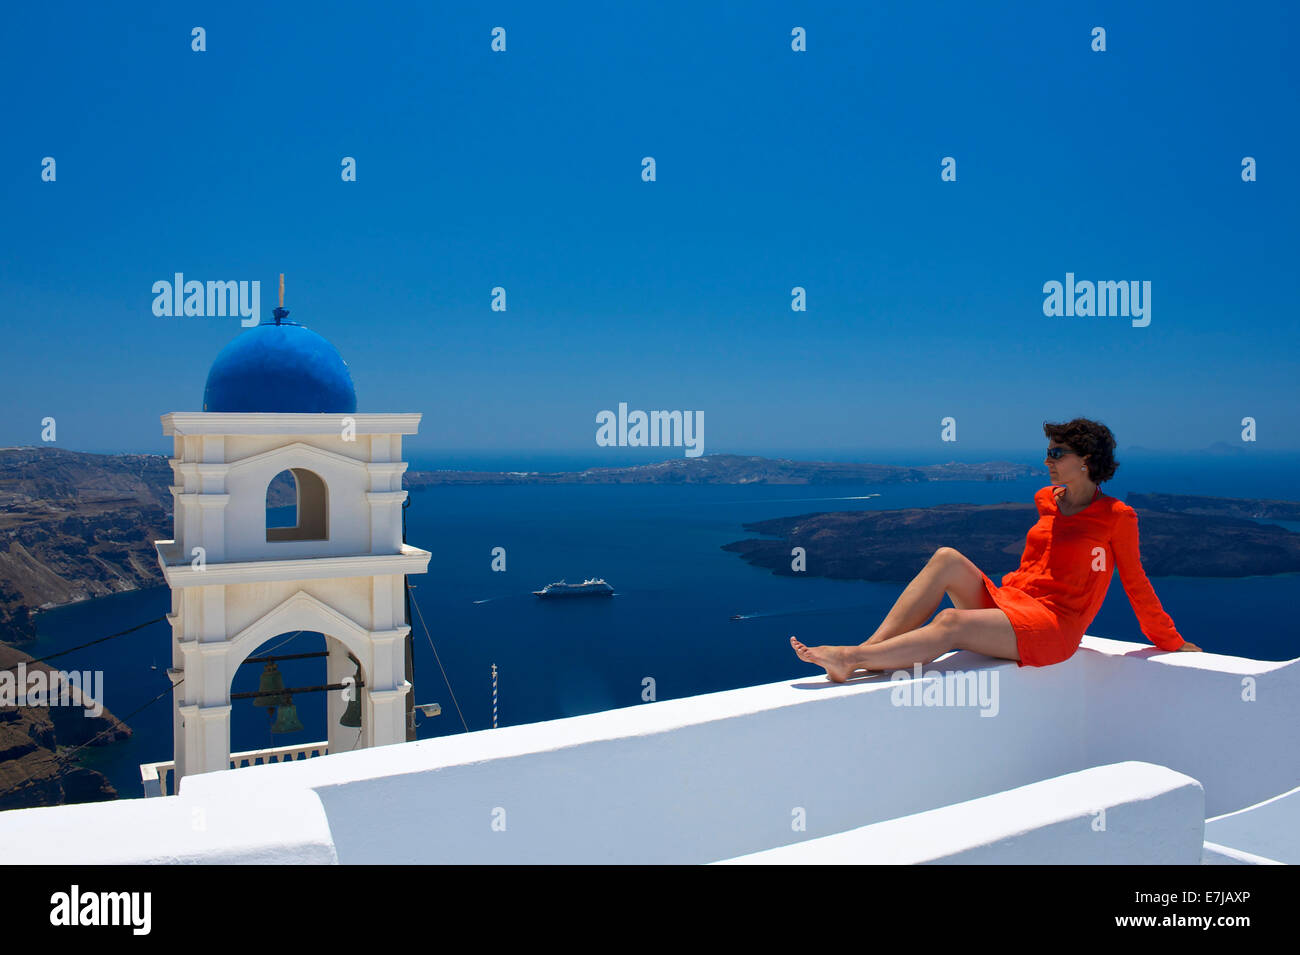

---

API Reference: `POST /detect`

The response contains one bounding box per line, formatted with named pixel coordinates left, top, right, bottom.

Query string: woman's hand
left=1176, top=641, right=1203, bottom=652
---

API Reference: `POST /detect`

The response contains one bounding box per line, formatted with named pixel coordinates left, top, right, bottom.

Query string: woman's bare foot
left=790, top=636, right=863, bottom=683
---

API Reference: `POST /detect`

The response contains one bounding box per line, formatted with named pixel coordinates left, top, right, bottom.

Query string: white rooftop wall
left=1078, top=637, right=1299, bottom=814
left=0, top=636, right=1294, bottom=864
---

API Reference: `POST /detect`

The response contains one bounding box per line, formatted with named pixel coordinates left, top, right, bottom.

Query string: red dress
left=979, top=485, right=1186, bottom=667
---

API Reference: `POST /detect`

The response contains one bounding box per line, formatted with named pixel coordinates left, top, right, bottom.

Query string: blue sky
left=2, top=0, right=1297, bottom=461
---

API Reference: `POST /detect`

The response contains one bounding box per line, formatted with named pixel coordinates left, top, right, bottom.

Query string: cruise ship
left=533, top=578, right=615, bottom=598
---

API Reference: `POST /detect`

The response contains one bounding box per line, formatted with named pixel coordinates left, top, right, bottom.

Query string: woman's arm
left=1110, top=504, right=1190, bottom=651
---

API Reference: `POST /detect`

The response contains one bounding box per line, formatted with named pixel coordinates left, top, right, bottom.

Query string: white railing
left=230, top=740, right=329, bottom=769
left=140, top=740, right=329, bottom=797
left=139, top=761, right=171, bottom=798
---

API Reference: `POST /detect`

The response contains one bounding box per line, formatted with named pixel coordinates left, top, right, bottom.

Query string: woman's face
left=1046, top=440, right=1084, bottom=481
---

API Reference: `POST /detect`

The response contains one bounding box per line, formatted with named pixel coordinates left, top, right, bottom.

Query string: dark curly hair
left=1043, top=418, right=1119, bottom=483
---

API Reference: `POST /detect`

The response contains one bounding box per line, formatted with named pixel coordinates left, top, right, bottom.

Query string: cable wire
left=59, top=678, right=182, bottom=764
left=406, top=582, right=470, bottom=733
left=2, top=615, right=168, bottom=672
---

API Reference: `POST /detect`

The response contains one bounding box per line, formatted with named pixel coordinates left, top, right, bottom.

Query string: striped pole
left=491, top=663, right=498, bottom=729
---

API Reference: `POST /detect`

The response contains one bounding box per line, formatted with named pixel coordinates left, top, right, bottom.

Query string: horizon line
left=3, top=444, right=1295, bottom=460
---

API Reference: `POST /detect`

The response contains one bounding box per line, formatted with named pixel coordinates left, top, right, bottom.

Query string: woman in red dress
left=791, top=418, right=1202, bottom=682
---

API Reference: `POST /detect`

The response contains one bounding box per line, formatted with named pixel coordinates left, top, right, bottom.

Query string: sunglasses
left=1045, top=447, right=1076, bottom=460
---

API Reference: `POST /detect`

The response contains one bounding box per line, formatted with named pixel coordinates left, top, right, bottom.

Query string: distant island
left=723, top=498, right=1300, bottom=582
left=1126, top=493, right=1300, bottom=521
left=403, top=454, right=1040, bottom=487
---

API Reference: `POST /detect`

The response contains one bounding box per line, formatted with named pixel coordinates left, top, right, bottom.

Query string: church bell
left=271, top=697, right=305, bottom=734
left=253, top=662, right=290, bottom=708
left=340, top=656, right=362, bottom=728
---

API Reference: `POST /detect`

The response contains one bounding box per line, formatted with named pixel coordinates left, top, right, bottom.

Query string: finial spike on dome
left=272, top=272, right=289, bottom=324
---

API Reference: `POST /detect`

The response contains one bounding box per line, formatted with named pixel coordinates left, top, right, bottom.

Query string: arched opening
left=229, top=631, right=365, bottom=759
left=266, top=468, right=328, bottom=541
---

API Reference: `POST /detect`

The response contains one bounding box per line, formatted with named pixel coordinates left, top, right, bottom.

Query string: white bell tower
left=155, top=281, right=430, bottom=786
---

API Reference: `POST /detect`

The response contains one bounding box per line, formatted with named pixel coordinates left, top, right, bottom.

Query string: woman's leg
left=862, top=547, right=995, bottom=647
left=791, top=607, right=1018, bottom=682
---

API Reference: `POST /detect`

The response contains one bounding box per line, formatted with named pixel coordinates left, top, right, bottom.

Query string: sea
left=30, top=449, right=1300, bottom=801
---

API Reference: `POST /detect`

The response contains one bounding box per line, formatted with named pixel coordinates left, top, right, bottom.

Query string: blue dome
left=203, top=319, right=357, bottom=413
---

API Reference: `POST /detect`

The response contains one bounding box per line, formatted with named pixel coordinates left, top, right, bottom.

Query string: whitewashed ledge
left=714, top=761, right=1205, bottom=864
left=0, top=784, right=336, bottom=864
left=0, top=635, right=1294, bottom=864
left=1201, top=784, right=1300, bottom=865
